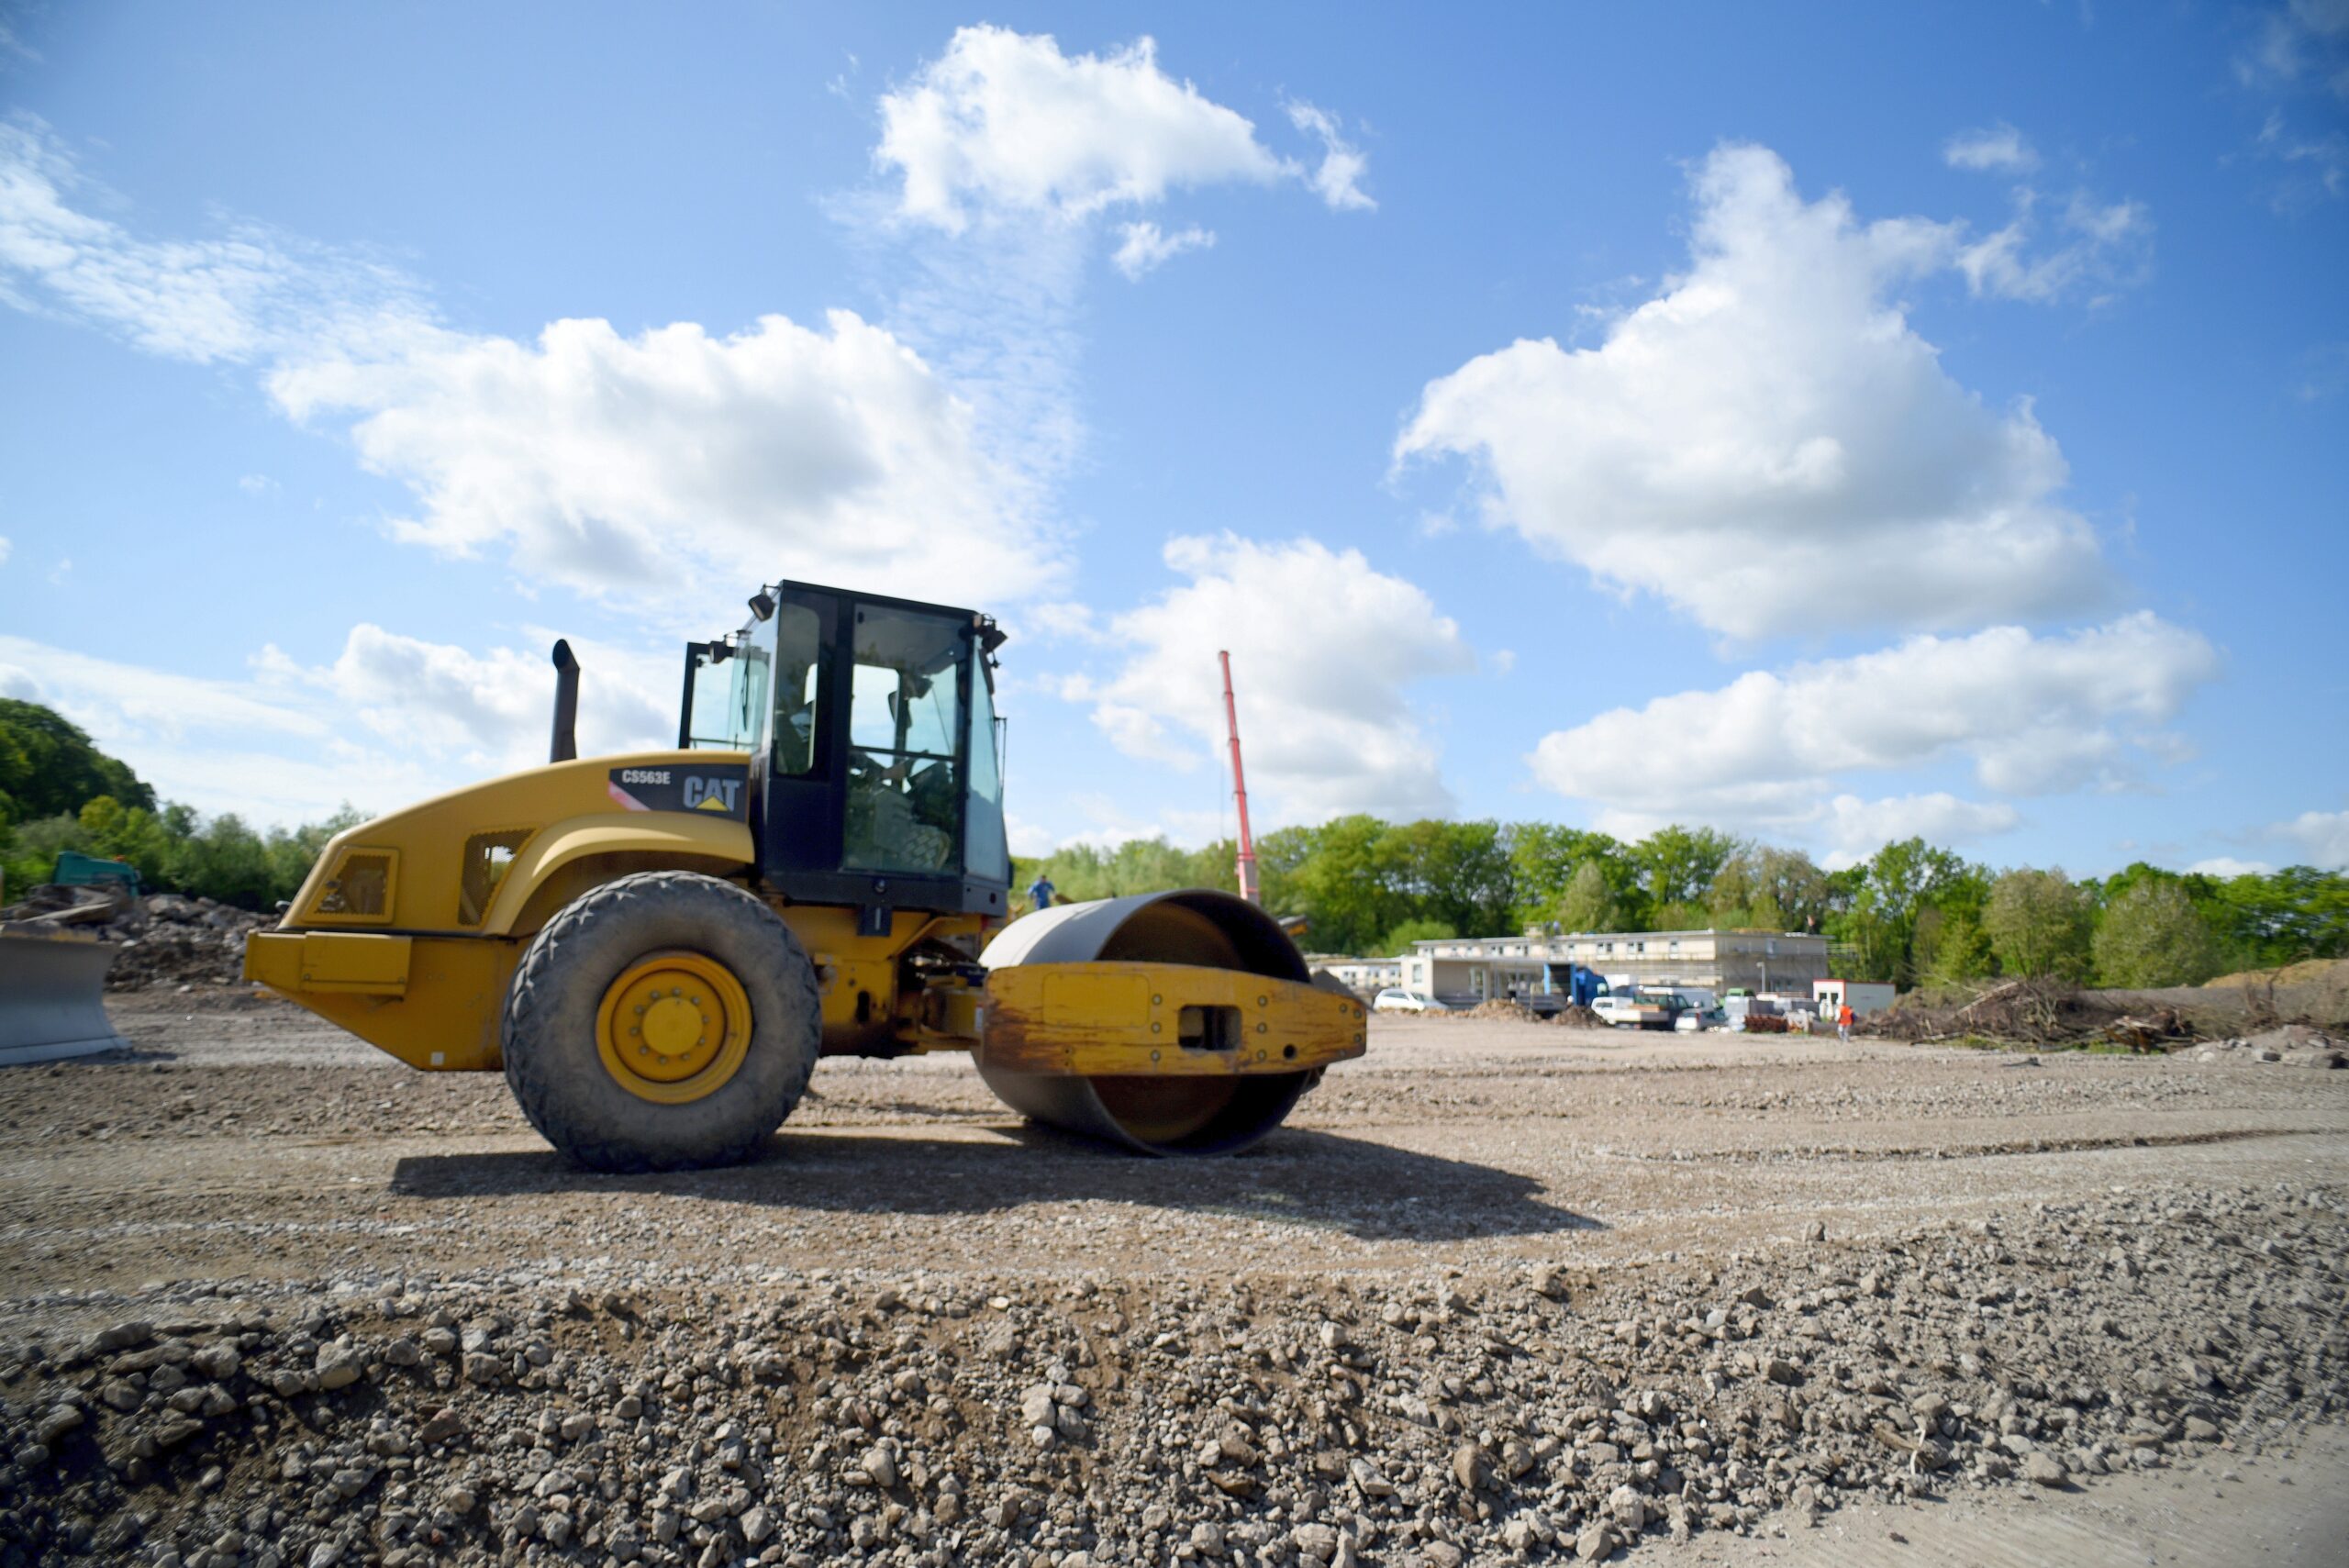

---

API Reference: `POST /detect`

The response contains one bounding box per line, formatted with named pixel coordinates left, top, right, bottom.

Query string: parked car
left=1589, top=995, right=1639, bottom=1028
left=1675, top=1006, right=1728, bottom=1032
left=1373, top=988, right=1452, bottom=1014
left=1594, top=991, right=1680, bottom=1029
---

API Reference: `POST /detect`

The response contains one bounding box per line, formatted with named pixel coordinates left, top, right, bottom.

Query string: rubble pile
left=2, top=1184, right=2341, bottom=1568
left=0, top=886, right=272, bottom=992
left=1863, top=980, right=2130, bottom=1048
left=2191, top=1026, right=2344, bottom=1069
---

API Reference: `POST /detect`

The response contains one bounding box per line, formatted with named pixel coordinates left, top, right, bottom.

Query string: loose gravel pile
left=4, top=1184, right=2342, bottom=1568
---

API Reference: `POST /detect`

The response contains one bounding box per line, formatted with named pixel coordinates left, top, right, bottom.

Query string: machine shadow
left=388, top=1126, right=1604, bottom=1244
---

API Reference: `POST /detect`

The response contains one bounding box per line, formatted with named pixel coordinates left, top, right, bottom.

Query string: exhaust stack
left=549, top=639, right=580, bottom=763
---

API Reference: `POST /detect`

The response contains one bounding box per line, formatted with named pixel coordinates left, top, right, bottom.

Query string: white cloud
left=2254, top=108, right=2349, bottom=207
left=1112, top=220, right=1215, bottom=278
left=269, top=310, right=1061, bottom=611
left=1531, top=613, right=2219, bottom=839
left=238, top=473, right=276, bottom=495
left=1943, top=123, right=2040, bottom=173
left=0, top=534, right=10, bottom=565
left=5, top=124, right=1062, bottom=617
left=0, top=636, right=318, bottom=744
left=2239, top=0, right=2349, bottom=100
left=0, top=663, right=39, bottom=700
left=0, top=115, right=430, bottom=365
left=2189, top=856, right=2277, bottom=878
left=0, top=625, right=678, bottom=825
left=1286, top=101, right=1375, bottom=212
left=1816, top=793, right=2021, bottom=870
left=1955, top=189, right=2151, bottom=304
left=1072, top=534, right=1473, bottom=822
left=2235, top=7, right=2349, bottom=206
left=1396, top=143, right=2111, bottom=640
left=289, top=624, right=671, bottom=766
left=2275, top=806, right=2349, bottom=867
left=874, top=27, right=1287, bottom=232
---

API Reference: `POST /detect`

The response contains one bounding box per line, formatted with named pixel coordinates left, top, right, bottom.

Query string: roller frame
left=974, top=888, right=1366, bottom=1155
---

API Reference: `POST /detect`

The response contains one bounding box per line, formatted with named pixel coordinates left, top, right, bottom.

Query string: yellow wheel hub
left=595, top=951, right=752, bottom=1104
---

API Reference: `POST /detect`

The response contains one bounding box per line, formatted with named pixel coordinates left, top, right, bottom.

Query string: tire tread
left=501, top=871, right=819, bottom=1172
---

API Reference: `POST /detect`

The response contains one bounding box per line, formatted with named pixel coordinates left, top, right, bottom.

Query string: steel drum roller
left=978, top=889, right=1320, bottom=1155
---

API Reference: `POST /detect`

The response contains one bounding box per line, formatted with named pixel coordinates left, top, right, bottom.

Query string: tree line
left=0, top=699, right=357, bottom=909
left=1015, top=817, right=2348, bottom=991
left=8, top=698, right=2342, bottom=987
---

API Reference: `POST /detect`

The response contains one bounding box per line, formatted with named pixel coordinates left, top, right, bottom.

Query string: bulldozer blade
left=0, top=924, right=131, bottom=1065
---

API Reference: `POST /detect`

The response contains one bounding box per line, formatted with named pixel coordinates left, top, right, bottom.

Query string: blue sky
left=1, top=2, right=2343, bottom=876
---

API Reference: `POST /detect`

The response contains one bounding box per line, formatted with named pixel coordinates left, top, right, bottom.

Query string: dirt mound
left=1457, top=998, right=1542, bottom=1022
left=1548, top=1004, right=1607, bottom=1029
left=2205, top=958, right=2349, bottom=990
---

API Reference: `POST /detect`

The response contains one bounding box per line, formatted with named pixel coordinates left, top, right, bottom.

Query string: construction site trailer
left=1814, top=979, right=1896, bottom=1017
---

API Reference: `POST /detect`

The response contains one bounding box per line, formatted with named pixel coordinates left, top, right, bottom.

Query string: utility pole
left=1219, top=651, right=1260, bottom=906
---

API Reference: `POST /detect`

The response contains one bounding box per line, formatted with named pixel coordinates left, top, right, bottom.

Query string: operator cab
left=679, top=582, right=1011, bottom=926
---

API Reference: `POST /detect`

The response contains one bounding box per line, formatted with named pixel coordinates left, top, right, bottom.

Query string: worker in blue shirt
left=1027, top=873, right=1056, bottom=911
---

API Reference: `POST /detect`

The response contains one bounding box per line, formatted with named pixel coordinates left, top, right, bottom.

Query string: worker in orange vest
left=1838, top=1001, right=1854, bottom=1043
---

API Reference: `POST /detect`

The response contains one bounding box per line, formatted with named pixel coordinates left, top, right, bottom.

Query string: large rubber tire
left=501, top=871, right=819, bottom=1172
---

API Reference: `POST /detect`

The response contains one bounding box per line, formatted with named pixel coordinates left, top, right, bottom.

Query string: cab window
left=770, top=604, right=823, bottom=776
left=842, top=606, right=963, bottom=874
left=684, top=629, right=768, bottom=751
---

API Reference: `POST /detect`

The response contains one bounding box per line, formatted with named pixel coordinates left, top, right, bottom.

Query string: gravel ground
left=0, top=994, right=2343, bottom=1566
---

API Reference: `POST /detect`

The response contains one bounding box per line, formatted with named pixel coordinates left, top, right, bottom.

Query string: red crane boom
left=1219, top=650, right=1260, bottom=906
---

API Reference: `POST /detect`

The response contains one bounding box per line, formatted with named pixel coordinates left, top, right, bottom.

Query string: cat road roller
left=242, top=581, right=1365, bottom=1170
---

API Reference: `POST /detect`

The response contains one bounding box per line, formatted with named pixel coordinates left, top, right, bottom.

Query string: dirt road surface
left=1, top=994, right=2343, bottom=1565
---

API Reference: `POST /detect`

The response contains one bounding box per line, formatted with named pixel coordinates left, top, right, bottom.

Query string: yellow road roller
left=243, top=581, right=1364, bottom=1169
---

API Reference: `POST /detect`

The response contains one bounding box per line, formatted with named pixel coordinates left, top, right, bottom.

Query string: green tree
left=1650, top=899, right=1709, bottom=931
left=1915, top=906, right=1996, bottom=986
left=1833, top=839, right=1976, bottom=985
left=1384, top=819, right=1516, bottom=941
left=2195, top=866, right=2349, bottom=966
left=2094, top=879, right=2222, bottom=988
left=77, top=795, right=176, bottom=884
left=1708, top=845, right=1829, bottom=931
left=163, top=814, right=276, bottom=909
left=1379, top=917, right=1455, bottom=955
left=1285, top=816, right=1411, bottom=957
left=1630, top=825, right=1743, bottom=910
left=1984, top=868, right=2094, bottom=980
left=2, top=813, right=92, bottom=897
left=1507, top=824, right=1624, bottom=929
left=0, top=699, right=155, bottom=821
left=1554, top=860, right=1619, bottom=931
